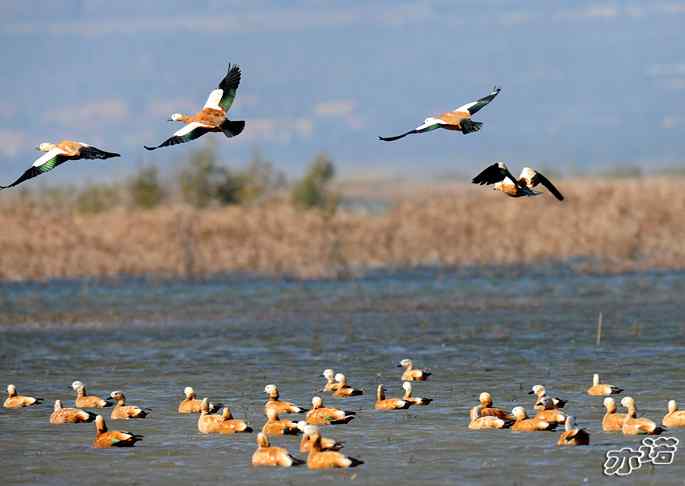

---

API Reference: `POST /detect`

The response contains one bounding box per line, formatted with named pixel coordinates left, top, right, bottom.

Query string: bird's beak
left=396, top=364, right=402, bottom=368
left=167, top=118, right=174, bottom=122
left=35, top=146, right=41, bottom=151
left=527, top=391, right=534, bottom=395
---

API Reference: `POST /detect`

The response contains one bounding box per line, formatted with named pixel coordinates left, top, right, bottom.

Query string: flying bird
left=1, top=141, right=119, bottom=190
left=471, top=162, right=564, bottom=201
left=378, top=86, right=501, bottom=141
left=145, top=63, right=245, bottom=150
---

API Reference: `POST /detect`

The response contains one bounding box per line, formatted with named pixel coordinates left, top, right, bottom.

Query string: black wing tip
left=144, top=145, right=158, bottom=151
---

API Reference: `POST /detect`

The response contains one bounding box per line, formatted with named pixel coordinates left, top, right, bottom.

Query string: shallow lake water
left=1, top=268, right=685, bottom=485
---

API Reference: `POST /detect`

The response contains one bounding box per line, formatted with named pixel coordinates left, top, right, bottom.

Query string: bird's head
left=36, top=142, right=55, bottom=152
left=168, top=113, right=185, bottom=122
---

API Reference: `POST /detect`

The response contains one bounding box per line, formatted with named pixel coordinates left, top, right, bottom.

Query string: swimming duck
left=261, top=407, right=300, bottom=436
left=602, top=397, right=627, bottom=432
left=50, top=400, right=94, bottom=424
left=472, top=163, right=564, bottom=201
left=92, top=415, right=143, bottom=448
left=332, top=373, right=363, bottom=397
left=511, top=406, right=557, bottom=432
left=477, top=392, right=514, bottom=420
left=322, top=369, right=340, bottom=393
left=178, top=386, right=217, bottom=414
left=621, top=397, right=664, bottom=435
left=264, top=384, right=304, bottom=414
left=557, top=416, right=590, bottom=446
left=3, top=384, right=42, bottom=408
left=401, top=382, right=432, bottom=406
left=145, top=63, right=245, bottom=150
left=71, top=381, right=110, bottom=408
left=198, top=398, right=251, bottom=434
left=374, top=384, right=410, bottom=410
left=251, top=432, right=302, bottom=467
left=378, top=86, right=500, bottom=141
left=306, top=396, right=355, bottom=425
left=587, top=374, right=623, bottom=396
left=0, top=141, right=119, bottom=190
left=529, top=385, right=566, bottom=410
left=398, top=359, right=431, bottom=382
left=297, top=422, right=344, bottom=452
left=305, top=426, right=363, bottom=469
left=110, top=391, right=149, bottom=420
left=663, top=400, right=685, bottom=428
left=468, top=405, right=512, bottom=430
left=534, top=397, right=567, bottom=425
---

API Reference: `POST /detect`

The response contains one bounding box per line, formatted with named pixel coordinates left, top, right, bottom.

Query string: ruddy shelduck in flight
left=109, top=391, right=149, bottom=420
left=586, top=373, right=623, bottom=396
left=1, top=141, right=119, bottom=190
left=92, top=415, right=143, bottom=448
left=472, top=163, right=564, bottom=201
left=379, top=86, right=501, bottom=141
left=251, top=432, right=302, bottom=467
left=71, top=381, right=110, bottom=409
left=3, top=384, right=42, bottom=408
left=663, top=400, right=685, bottom=428
left=398, top=359, right=431, bottom=381
left=145, top=63, right=245, bottom=150
left=557, top=416, right=590, bottom=446
left=50, top=400, right=94, bottom=424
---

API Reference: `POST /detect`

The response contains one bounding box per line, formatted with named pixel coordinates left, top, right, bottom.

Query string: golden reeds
left=1, top=177, right=684, bottom=281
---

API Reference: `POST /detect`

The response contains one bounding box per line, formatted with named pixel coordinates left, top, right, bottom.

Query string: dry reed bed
left=1, top=177, right=684, bottom=281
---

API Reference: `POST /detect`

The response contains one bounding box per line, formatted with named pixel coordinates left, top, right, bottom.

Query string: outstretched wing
left=144, top=122, right=213, bottom=151
left=204, top=64, right=241, bottom=113
left=1, top=148, right=69, bottom=189
left=533, top=170, right=564, bottom=201
left=78, top=145, right=120, bottom=160
left=454, top=86, right=501, bottom=116
left=471, top=162, right=519, bottom=187
left=378, top=118, right=443, bottom=142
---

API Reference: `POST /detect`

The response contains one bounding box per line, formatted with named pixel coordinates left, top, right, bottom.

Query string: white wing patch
left=32, top=148, right=65, bottom=167
left=174, top=122, right=212, bottom=137
left=519, top=167, right=536, bottom=183
left=414, top=117, right=445, bottom=131
left=453, top=101, right=478, bottom=113
left=203, top=89, right=224, bottom=110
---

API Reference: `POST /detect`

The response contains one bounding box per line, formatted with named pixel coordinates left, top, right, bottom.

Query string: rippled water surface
left=1, top=269, right=685, bottom=485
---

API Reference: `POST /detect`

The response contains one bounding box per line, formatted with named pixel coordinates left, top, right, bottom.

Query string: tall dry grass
left=1, top=177, right=684, bottom=281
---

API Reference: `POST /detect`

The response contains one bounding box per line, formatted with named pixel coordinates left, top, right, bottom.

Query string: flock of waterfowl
left=5, top=368, right=685, bottom=469
left=2, top=360, right=430, bottom=468
left=0, top=61, right=564, bottom=202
